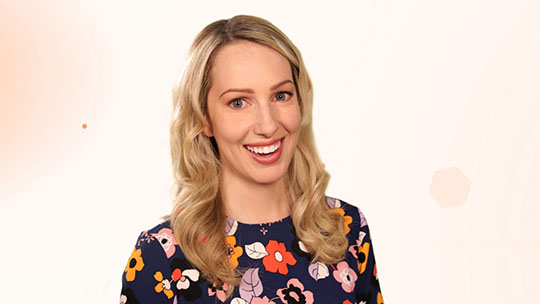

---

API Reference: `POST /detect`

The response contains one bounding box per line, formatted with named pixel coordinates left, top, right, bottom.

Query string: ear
left=203, top=116, right=214, bottom=137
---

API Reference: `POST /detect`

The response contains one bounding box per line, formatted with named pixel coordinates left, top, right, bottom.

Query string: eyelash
left=227, top=91, right=294, bottom=109
left=274, top=91, right=293, bottom=101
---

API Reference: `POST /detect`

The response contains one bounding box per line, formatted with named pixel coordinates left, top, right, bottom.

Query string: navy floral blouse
left=121, top=197, right=384, bottom=304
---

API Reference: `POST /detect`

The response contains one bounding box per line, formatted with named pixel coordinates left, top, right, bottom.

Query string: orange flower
left=225, top=235, right=243, bottom=268
left=357, top=242, right=370, bottom=274
left=124, top=248, right=145, bottom=282
left=153, top=271, right=174, bottom=299
left=262, top=240, right=297, bottom=275
left=330, top=207, right=353, bottom=234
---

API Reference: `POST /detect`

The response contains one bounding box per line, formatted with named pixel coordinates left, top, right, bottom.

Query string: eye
left=274, top=91, right=293, bottom=102
left=228, top=98, right=247, bottom=109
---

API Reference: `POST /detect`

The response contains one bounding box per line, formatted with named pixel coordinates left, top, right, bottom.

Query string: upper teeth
left=246, top=140, right=281, bottom=154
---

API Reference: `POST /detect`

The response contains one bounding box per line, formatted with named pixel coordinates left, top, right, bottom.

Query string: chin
left=249, top=168, right=288, bottom=185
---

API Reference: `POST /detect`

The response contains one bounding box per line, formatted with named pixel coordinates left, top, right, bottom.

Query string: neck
left=220, top=171, right=291, bottom=224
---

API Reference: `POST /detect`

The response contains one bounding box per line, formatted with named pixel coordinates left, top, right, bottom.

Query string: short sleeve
left=120, top=230, right=173, bottom=304
left=354, top=208, right=384, bottom=303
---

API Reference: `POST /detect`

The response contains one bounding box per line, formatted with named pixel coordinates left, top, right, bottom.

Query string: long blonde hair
left=169, top=14, right=347, bottom=293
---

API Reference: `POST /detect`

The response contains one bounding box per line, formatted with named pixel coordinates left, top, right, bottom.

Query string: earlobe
left=203, top=125, right=213, bottom=137
left=203, top=117, right=214, bottom=137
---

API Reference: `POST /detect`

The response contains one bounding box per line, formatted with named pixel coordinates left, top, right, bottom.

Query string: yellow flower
left=330, top=207, right=353, bottom=234
left=124, top=248, right=145, bottom=282
left=225, top=235, right=243, bottom=268
left=358, top=242, right=370, bottom=274
left=154, top=271, right=174, bottom=299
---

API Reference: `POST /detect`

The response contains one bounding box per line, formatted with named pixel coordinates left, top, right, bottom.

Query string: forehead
left=209, top=40, right=292, bottom=92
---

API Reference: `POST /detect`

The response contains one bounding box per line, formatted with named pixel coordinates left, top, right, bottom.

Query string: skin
left=204, top=40, right=302, bottom=224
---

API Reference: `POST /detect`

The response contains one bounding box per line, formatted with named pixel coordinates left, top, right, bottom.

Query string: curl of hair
left=169, top=15, right=348, bottom=296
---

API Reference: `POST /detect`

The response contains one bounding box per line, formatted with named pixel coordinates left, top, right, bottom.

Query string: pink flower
left=208, top=282, right=229, bottom=302
left=251, top=296, right=276, bottom=304
left=277, top=278, right=314, bottom=304
left=151, top=228, right=177, bottom=258
left=333, top=261, right=358, bottom=293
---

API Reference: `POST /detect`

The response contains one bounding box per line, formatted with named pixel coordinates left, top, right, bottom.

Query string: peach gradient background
left=1, top=0, right=539, bottom=303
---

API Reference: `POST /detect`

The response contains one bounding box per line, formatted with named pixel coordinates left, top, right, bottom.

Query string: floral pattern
left=226, top=235, right=243, bottom=268
left=333, top=261, right=358, bottom=293
left=252, top=296, right=277, bottom=304
left=208, top=282, right=229, bottom=302
left=124, top=248, right=144, bottom=282
left=262, top=240, right=297, bottom=275
left=277, top=278, right=314, bottom=304
left=153, top=271, right=174, bottom=299
left=290, top=225, right=312, bottom=261
left=151, top=228, right=177, bottom=258
left=357, top=242, right=370, bottom=275
left=330, top=207, right=353, bottom=234
left=348, top=231, right=366, bottom=260
left=171, top=258, right=203, bottom=301
left=120, top=196, right=383, bottom=303
left=120, top=288, right=139, bottom=304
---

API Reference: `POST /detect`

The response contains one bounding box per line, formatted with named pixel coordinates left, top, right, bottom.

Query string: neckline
left=227, top=214, right=292, bottom=227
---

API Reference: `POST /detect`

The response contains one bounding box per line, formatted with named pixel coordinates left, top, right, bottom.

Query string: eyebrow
left=218, top=79, right=294, bottom=99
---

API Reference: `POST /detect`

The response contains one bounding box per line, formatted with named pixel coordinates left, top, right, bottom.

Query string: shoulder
left=325, top=196, right=372, bottom=239
left=121, top=220, right=190, bottom=303
left=132, top=219, right=185, bottom=261
left=326, top=197, right=383, bottom=301
left=123, top=219, right=187, bottom=285
left=325, top=196, right=368, bottom=223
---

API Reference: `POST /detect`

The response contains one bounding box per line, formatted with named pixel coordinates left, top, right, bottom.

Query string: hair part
left=169, top=15, right=348, bottom=297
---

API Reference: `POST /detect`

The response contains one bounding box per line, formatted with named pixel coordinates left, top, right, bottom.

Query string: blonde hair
left=169, top=15, right=348, bottom=294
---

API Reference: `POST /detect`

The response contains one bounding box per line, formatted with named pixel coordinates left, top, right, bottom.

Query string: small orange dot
left=82, top=123, right=87, bottom=129
left=322, top=163, right=326, bottom=168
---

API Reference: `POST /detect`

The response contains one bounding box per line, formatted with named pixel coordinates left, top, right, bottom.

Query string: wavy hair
left=169, top=15, right=348, bottom=295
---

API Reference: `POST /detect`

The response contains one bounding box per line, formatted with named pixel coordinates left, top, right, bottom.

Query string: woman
left=121, top=15, right=383, bottom=304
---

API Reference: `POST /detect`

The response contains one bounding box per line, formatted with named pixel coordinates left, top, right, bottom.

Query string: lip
left=244, top=138, right=283, bottom=148
left=244, top=138, right=284, bottom=165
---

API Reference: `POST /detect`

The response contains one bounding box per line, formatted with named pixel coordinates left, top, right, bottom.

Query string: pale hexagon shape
left=429, top=166, right=471, bottom=208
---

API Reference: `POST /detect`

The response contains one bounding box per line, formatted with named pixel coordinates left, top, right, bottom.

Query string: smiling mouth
left=244, top=139, right=282, bottom=156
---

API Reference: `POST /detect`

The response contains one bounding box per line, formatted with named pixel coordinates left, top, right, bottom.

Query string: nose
left=254, top=102, right=278, bottom=137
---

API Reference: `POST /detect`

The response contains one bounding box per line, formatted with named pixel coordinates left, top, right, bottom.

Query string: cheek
left=212, top=116, right=249, bottom=146
left=281, top=106, right=302, bottom=134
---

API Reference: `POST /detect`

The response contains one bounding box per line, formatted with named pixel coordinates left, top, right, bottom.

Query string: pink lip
left=244, top=138, right=284, bottom=165
left=244, top=138, right=282, bottom=148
